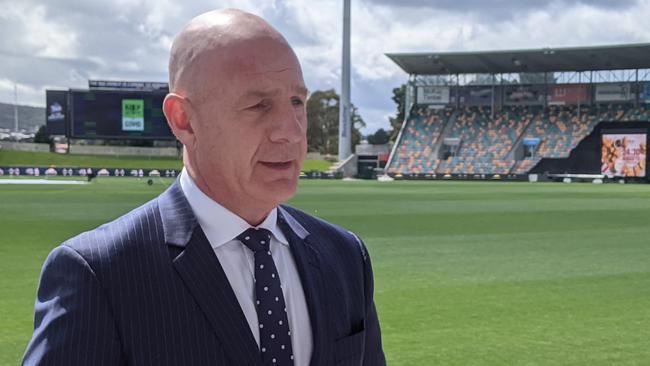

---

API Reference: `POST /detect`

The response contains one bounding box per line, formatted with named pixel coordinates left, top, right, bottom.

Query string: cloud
left=1, top=0, right=649, bottom=134
left=366, top=0, right=639, bottom=22
left=0, top=2, right=79, bottom=58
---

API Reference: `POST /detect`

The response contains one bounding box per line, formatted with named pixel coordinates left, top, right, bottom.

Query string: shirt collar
left=179, top=168, right=289, bottom=249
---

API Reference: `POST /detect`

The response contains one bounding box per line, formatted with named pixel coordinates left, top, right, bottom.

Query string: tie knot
left=237, top=228, right=273, bottom=253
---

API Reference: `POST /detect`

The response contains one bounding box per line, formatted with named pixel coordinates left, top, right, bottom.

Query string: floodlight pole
left=14, top=84, right=19, bottom=133
left=338, top=0, right=352, bottom=161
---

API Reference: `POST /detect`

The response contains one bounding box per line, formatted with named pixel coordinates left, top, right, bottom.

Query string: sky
left=1, top=0, right=649, bottom=134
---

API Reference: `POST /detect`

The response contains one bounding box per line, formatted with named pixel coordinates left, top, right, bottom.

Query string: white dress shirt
left=179, top=169, right=312, bottom=366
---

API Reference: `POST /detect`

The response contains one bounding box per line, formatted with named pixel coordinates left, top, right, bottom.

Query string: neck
left=184, top=164, right=272, bottom=227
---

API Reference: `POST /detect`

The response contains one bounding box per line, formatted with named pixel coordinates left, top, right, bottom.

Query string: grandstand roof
left=386, top=43, right=650, bottom=75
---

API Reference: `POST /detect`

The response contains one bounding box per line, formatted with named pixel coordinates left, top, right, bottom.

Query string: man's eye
left=247, top=100, right=269, bottom=110
left=291, top=98, right=304, bottom=106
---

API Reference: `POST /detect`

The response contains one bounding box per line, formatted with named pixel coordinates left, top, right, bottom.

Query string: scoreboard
left=46, top=81, right=175, bottom=140
left=69, top=90, right=174, bottom=140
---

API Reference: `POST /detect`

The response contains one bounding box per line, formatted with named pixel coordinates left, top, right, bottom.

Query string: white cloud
left=0, top=78, right=46, bottom=107
left=1, top=2, right=79, bottom=58
left=1, top=0, right=649, bottom=133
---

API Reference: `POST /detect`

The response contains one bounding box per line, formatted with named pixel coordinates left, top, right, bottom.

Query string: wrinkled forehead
left=193, top=38, right=305, bottom=98
left=169, top=9, right=304, bottom=96
left=224, top=38, right=302, bottom=76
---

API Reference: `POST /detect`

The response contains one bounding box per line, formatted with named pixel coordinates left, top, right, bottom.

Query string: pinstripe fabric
left=23, top=180, right=385, bottom=366
left=277, top=207, right=386, bottom=366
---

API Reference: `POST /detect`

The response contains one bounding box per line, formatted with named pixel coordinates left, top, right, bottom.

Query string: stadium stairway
left=430, top=108, right=460, bottom=162
left=387, top=106, right=455, bottom=174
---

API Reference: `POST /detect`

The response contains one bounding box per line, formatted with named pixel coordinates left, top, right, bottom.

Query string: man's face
left=189, top=38, right=308, bottom=209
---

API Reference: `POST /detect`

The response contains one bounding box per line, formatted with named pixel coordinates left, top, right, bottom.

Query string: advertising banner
left=417, top=86, right=450, bottom=104
left=459, top=87, right=500, bottom=106
left=548, top=84, right=588, bottom=105
left=45, top=90, right=68, bottom=135
left=523, top=137, right=541, bottom=146
left=504, top=85, right=544, bottom=105
left=601, top=134, right=647, bottom=177
left=595, top=83, right=631, bottom=102
left=121, top=99, right=145, bottom=131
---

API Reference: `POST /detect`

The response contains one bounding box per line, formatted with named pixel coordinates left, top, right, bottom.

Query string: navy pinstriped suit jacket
left=23, top=181, right=385, bottom=365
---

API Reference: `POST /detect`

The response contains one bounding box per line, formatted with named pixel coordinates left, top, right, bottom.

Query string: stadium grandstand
left=384, top=43, right=650, bottom=181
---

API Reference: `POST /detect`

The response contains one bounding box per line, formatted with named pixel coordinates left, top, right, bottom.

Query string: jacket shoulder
left=280, top=204, right=368, bottom=261
left=61, top=198, right=163, bottom=266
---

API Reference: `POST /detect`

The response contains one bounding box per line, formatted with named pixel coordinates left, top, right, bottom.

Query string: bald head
left=164, top=9, right=308, bottom=225
left=168, top=9, right=293, bottom=96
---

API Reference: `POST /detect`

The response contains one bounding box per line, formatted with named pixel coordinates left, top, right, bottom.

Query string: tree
left=33, top=125, right=50, bottom=144
left=350, top=104, right=365, bottom=150
left=367, top=128, right=389, bottom=145
left=306, top=89, right=338, bottom=155
left=388, top=84, right=406, bottom=143
left=306, top=89, right=365, bottom=156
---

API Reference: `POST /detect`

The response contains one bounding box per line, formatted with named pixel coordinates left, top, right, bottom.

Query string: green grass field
left=0, top=150, right=332, bottom=171
left=1, top=179, right=650, bottom=365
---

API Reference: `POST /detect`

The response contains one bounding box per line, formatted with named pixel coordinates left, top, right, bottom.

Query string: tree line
left=306, top=86, right=404, bottom=154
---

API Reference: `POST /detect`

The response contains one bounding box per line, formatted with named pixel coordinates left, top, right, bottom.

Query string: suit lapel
left=278, top=208, right=330, bottom=366
left=158, top=181, right=261, bottom=366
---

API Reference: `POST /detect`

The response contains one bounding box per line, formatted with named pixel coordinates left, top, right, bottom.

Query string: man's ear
left=163, top=93, right=195, bottom=149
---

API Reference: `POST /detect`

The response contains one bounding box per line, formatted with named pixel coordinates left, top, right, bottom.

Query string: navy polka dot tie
left=237, top=228, right=295, bottom=366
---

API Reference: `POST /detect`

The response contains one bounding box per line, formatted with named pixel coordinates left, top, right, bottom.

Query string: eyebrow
left=240, top=86, right=309, bottom=101
left=295, top=86, right=309, bottom=96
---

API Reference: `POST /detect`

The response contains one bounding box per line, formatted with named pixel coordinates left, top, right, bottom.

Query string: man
left=23, top=8, right=385, bottom=366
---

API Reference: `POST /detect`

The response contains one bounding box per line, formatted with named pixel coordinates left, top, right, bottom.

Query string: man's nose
left=268, top=101, right=306, bottom=144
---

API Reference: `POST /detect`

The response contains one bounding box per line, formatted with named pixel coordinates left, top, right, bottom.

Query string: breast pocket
left=334, top=328, right=366, bottom=366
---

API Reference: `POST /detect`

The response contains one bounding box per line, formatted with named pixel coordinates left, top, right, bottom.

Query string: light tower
left=338, top=0, right=352, bottom=161
left=14, top=84, right=19, bottom=133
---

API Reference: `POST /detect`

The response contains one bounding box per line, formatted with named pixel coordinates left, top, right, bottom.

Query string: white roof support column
left=338, top=0, right=352, bottom=161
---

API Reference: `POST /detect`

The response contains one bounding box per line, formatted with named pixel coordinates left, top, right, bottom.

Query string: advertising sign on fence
left=595, top=83, right=632, bottom=102
left=601, top=133, right=647, bottom=177
left=523, top=137, right=541, bottom=146
left=417, top=86, right=450, bottom=104
left=548, top=84, right=588, bottom=105
left=504, top=85, right=544, bottom=105
left=459, top=87, right=500, bottom=106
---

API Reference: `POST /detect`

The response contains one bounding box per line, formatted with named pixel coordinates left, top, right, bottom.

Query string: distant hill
left=0, top=103, right=45, bottom=132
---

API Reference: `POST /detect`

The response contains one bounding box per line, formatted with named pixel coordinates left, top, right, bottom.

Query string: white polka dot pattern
left=238, top=228, right=294, bottom=366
